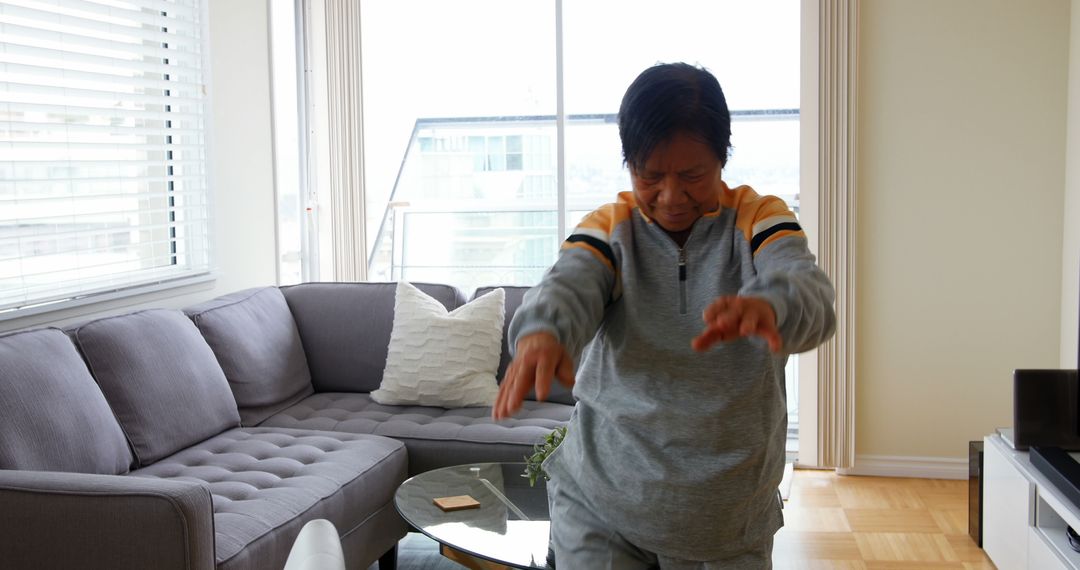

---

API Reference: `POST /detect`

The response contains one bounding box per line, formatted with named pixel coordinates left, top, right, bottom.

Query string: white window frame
left=295, top=0, right=850, bottom=467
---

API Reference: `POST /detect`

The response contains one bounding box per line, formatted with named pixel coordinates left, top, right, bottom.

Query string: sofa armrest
left=0, top=470, right=216, bottom=570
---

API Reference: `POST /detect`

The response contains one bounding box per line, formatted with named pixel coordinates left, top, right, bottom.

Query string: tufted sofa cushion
left=184, top=287, right=314, bottom=426
left=0, top=328, right=133, bottom=474
left=281, top=282, right=466, bottom=393
left=258, top=393, right=572, bottom=475
left=130, top=427, right=407, bottom=569
left=70, top=309, right=241, bottom=466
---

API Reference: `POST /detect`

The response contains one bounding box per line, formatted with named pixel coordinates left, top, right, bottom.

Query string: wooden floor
left=775, top=469, right=994, bottom=569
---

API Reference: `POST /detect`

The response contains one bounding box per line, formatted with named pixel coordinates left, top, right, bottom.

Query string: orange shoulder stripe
left=731, top=188, right=805, bottom=255
left=561, top=199, right=632, bottom=271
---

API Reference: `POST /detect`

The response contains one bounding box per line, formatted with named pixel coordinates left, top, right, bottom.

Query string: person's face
left=630, top=131, right=723, bottom=235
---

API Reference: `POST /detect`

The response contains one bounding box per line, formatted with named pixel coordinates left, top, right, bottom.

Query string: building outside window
left=369, top=112, right=798, bottom=294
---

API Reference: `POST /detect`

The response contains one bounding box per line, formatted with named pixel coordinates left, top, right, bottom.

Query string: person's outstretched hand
left=691, top=295, right=782, bottom=353
left=493, top=332, right=575, bottom=420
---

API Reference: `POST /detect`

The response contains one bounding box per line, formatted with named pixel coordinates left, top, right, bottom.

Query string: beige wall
left=0, top=0, right=278, bottom=333
left=856, top=0, right=1070, bottom=459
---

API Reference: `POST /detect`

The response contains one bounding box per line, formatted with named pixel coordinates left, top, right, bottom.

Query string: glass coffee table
left=394, top=462, right=552, bottom=569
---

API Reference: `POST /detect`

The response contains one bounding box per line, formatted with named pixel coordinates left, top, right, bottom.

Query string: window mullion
left=555, top=0, right=566, bottom=246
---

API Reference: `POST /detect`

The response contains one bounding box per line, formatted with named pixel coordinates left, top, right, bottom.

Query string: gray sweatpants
left=548, top=475, right=774, bottom=570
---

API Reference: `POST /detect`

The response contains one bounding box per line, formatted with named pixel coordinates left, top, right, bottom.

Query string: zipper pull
left=678, top=248, right=688, bottom=314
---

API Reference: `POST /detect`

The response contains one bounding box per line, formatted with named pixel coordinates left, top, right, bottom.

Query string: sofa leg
left=378, top=544, right=398, bottom=570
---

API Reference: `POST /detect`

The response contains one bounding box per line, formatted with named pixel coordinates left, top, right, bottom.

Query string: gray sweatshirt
left=508, top=184, right=836, bottom=560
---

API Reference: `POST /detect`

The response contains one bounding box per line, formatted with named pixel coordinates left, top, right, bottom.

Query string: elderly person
left=494, top=62, right=836, bottom=569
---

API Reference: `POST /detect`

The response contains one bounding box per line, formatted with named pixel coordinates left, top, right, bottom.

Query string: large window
left=0, top=0, right=212, bottom=317
left=357, top=1, right=800, bottom=295
left=356, top=1, right=556, bottom=289
left=295, top=0, right=804, bottom=457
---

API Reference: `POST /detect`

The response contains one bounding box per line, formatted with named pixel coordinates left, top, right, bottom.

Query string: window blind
left=0, top=0, right=212, bottom=315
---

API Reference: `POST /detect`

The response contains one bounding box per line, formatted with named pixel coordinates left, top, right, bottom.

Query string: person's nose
left=656, top=174, right=687, bottom=205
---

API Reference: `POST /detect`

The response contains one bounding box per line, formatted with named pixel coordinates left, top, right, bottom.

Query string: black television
left=1029, top=262, right=1080, bottom=508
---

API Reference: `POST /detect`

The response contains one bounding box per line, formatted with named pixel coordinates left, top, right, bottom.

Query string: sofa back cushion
left=281, top=282, right=466, bottom=393
left=184, top=287, right=314, bottom=426
left=70, top=309, right=240, bottom=466
left=472, top=285, right=575, bottom=405
left=0, top=328, right=133, bottom=474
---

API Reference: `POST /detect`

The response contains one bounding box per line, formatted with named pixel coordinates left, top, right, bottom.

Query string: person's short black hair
left=618, top=62, right=732, bottom=171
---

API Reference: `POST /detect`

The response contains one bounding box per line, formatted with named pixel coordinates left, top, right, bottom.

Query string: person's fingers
left=534, top=363, right=552, bottom=403
left=763, top=328, right=782, bottom=352
left=493, top=360, right=518, bottom=419
left=495, top=357, right=533, bottom=419
left=744, top=298, right=781, bottom=352
left=739, top=310, right=759, bottom=338
left=694, top=300, right=741, bottom=351
left=533, top=354, right=555, bottom=403
left=494, top=334, right=574, bottom=419
left=756, top=318, right=783, bottom=352
left=504, top=368, right=532, bottom=418
left=695, top=317, right=725, bottom=352
left=703, top=296, right=734, bottom=323
left=555, top=354, right=575, bottom=389
left=696, top=297, right=786, bottom=352
left=691, top=325, right=727, bottom=352
left=714, top=299, right=743, bottom=332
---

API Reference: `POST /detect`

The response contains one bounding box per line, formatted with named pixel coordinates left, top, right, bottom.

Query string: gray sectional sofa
left=0, top=282, right=573, bottom=570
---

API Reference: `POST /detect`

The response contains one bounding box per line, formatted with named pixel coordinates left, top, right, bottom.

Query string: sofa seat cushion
left=184, top=287, right=314, bottom=426
left=130, top=427, right=407, bottom=568
left=259, top=393, right=572, bottom=475
left=0, top=328, right=133, bottom=474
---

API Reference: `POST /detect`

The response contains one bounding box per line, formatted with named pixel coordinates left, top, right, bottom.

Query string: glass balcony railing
left=368, top=111, right=799, bottom=296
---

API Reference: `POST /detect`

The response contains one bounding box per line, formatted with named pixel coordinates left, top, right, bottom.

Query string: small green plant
left=523, top=426, right=567, bottom=487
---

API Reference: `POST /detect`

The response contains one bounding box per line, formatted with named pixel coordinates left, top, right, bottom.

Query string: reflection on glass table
left=394, top=462, right=551, bottom=570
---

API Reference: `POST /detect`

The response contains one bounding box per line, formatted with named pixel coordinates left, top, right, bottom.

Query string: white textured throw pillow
left=372, top=282, right=505, bottom=408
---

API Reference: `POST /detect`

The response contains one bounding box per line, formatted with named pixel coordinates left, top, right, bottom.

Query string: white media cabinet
left=984, top=431, right=1080, bottom=569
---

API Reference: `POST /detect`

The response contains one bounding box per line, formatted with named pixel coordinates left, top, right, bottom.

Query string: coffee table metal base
left=441, top=544, right=514, bottom=570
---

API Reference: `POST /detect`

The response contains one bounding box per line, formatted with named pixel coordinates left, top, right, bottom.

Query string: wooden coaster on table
left=433, top=495, right=481, bottom=512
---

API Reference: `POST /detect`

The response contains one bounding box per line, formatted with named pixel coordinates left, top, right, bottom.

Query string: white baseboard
left=838, top=454, right=968, bottom=480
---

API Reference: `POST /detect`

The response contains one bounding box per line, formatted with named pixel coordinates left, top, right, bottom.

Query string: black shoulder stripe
left=750, top=222, right=802, bottom=253
left=565, top=234, right=617, bottom=269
